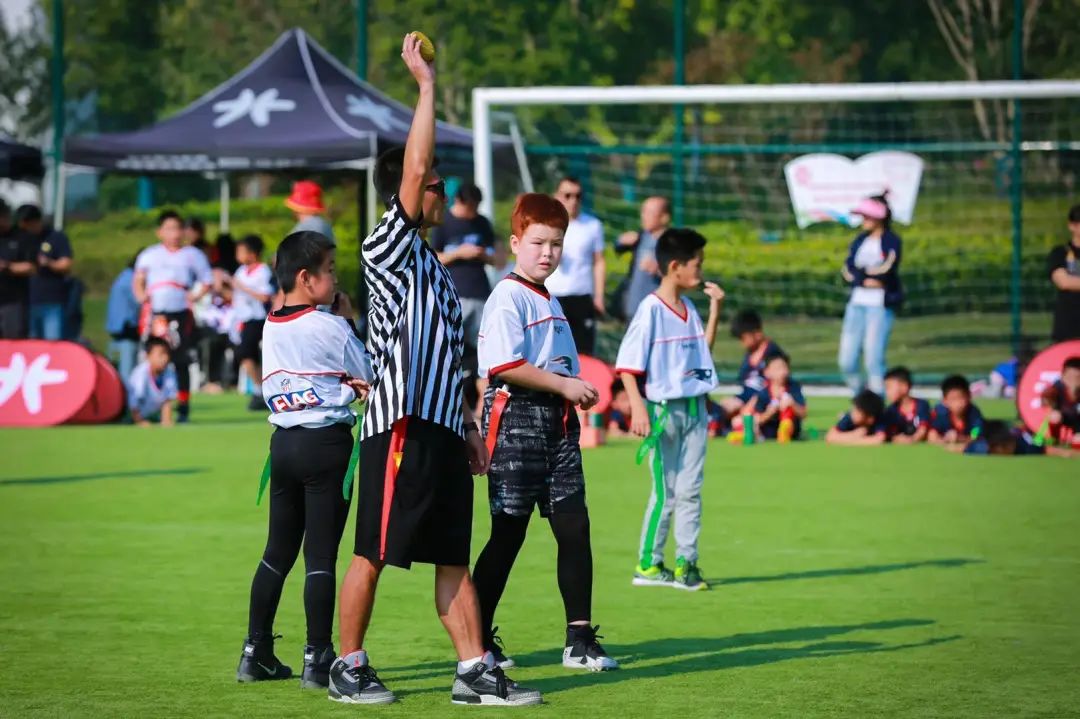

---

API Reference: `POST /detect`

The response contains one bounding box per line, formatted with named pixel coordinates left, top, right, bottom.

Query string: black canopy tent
left=0, top=136, right=45, bottom=182
left=61, top=28, right=515, bottom=229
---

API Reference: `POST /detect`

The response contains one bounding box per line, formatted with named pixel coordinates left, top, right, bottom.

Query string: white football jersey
left=231, top=263, right=274, bottom=323
left=126, top=361, right=178, bottom=418
left=544, top=213, right=605, bottom=297
left=261, top=307, right=373, bottom=428
left=478, top=274, right=579, bottom=380
left=135, top=244, right=213, bottom=313
left=615, top=292, right=718, bottom=401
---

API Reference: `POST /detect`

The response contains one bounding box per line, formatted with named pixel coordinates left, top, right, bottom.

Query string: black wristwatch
left=465, top=422, right=480, bottom=435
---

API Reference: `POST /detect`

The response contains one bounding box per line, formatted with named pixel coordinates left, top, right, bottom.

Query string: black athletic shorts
left=235, top=318, right=265, bottom=362
left=354, top=416, right=473, bottom=569
left=482, top=385, right=586, bottom=518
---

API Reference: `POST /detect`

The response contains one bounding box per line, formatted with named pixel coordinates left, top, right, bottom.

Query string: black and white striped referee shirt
left=361, top=196, right=465, bottom=440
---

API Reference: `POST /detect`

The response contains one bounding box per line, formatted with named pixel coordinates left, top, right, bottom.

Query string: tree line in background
left=2, top=0, right=1074, bottom=143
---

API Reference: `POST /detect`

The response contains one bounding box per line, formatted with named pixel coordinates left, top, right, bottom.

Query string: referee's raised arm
left=397, top=33, right=436, bottom=223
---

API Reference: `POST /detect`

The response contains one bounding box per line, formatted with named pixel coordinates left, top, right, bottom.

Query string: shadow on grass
left=0, top=467, right=207, bottom=487
left=705, top=557, right=984, bottom=586
left=382, top=618, right=959, bottom=691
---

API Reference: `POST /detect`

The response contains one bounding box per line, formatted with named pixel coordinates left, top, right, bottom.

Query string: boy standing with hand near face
left=236, top=231, right=372, bottom=690
left=471, top=193, right=618, bottom=673
left=616, top=229, right=724, bottom=592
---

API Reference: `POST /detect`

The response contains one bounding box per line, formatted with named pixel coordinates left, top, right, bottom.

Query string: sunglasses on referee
left=425, top=179, right=446, bottom=200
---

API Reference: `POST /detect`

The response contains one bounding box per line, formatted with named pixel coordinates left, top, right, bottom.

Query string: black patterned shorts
left=482, top=385, right=586, bottom=517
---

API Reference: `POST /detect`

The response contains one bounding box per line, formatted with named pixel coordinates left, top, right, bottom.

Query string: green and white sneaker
left=673, top=557, right=708, bottom=591
left=632, top=562, right=675, bottom=587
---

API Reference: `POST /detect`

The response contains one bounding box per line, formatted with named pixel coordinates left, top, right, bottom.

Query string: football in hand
left=411, top=31, right=436, bottom=63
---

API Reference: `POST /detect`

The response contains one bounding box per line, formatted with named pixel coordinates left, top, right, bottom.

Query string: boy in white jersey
left=228, top=234, right=274, bottom=411
left=133, top=210, right=212, bottom=422
left=126, top=337, right=177, bottom=426
left=616, top=228, right=724, bottom=591
left=236, top=230, right=373, bottom=692
left=471, top=193, right=618, bottom=673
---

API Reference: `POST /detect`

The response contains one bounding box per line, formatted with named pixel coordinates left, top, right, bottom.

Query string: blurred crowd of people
left=0, top=199, right=81, bottom=342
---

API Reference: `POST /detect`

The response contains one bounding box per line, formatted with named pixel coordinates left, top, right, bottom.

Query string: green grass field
left=2, top=395, right=1077, bottom=718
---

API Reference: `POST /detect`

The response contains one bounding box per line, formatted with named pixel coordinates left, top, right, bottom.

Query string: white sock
left=342, top=650, right=368, bottom=667
left=457, top=652, right=493, bottom=674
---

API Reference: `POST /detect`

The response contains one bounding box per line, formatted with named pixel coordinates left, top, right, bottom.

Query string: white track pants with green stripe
left=638, top=397, right=707, bottom=567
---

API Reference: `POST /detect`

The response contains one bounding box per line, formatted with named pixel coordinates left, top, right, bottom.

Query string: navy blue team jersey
left=930, top=403, right=985, bottom=437
left=736, top=339, right=784, bottom=403
left=964, top=431, right=1046, bottom=456
left=834, top=411, right=887, bottom=435
left=753, top=380, right=805, bottom=439
left=884, top=397, right=931, bottom=438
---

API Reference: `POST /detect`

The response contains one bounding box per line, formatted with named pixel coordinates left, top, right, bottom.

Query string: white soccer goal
left=471, top=81, right=1080, bottom=376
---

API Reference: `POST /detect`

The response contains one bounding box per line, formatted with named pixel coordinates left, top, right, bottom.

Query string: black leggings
left=159, top=310, right=195, bottom=400
left=247, top=423, right=353, bottom=646
left=473, top=499, right=593, bottom=632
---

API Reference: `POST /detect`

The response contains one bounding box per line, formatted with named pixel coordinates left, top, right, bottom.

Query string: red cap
left=285, top=180, right=326, bottom=214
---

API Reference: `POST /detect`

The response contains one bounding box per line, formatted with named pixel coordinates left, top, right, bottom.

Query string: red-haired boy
left=471, top=193, right=619, bottom=673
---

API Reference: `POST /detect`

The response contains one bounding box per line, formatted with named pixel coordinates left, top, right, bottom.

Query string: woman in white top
left=838, top=195, right=904, bottom=395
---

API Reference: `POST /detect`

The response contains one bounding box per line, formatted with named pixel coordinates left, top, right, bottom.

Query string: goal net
left=474, top=82, right=1080, bottom=382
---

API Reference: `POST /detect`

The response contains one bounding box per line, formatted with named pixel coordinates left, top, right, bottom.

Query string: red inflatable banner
left=1016, top=340, right=1080, bottom=434
left=578, top=354, right=616, bottom=415
left=0, top=341, right=126, bottom=427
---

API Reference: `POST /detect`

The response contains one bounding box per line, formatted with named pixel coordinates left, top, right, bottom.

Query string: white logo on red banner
left=784, top=151, right=924, bottom=229
left=0, top=352, right=69, bottom=415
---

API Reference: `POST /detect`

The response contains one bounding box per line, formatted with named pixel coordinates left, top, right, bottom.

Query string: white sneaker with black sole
left=562, top=624, right=619, bottom=672
left=451, top=655, right=542, bottom=706
left=327, top=653, right=396, bottom=705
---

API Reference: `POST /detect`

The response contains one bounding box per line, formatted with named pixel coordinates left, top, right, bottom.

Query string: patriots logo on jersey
left=684, top=368, right=713, bottom=381
left=269, top=388, right=325, bottom=413
left=548, top=356, right=574, bottom=373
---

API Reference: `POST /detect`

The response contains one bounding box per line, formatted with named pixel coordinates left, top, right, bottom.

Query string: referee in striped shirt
left=328, top=34, right=540, bottom=707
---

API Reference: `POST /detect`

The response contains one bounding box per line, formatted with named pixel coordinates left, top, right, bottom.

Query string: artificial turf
left=1, top=395, right=1076, bottom=717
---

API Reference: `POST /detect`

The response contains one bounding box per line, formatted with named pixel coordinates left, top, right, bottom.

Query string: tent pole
left=366, top=158, right=377, bottom=236
left=55, top=163, right=67, bottom=230
left=219, top=175, right=230, bottom=232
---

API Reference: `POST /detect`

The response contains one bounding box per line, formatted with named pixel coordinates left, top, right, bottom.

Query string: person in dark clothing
left=0, top=199, right=35, bottom=339
left=1047, top=204, right=1080, bottom=342
left=430, top=182, right=497, bottom=410
left=17, top=204, right=74, bottom=340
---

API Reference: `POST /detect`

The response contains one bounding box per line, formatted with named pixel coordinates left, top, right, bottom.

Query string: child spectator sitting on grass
left=607, top=380, right=632, bottom=437
left=1040, top=356, right=1080, bottom=446
left=883, top=366, right=931, bottom=444
left=751, top=353, right=806, bottom=441
left=127, top=337, right=178, bottom=427
left=957, top=420, right=1073, bottom=458
left=826, top=389, right=887, bottom=445
left=929, top=375, right=985, bottom=445
left=719, top=309, right=785, bottom=422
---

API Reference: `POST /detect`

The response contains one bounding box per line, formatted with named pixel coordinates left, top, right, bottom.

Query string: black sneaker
left=300, top=644, right=335, bottom=689
left=484, top=626, right=515, bottom=669
left=177, top=403, right=190, bottom=424
left=236, top=635, right=293, bottom=682
left=328, top=657, right=396, bottom=705
left=451, top=659, right=542, bottom=706
left=247, top=394, right=266, bottom=411
left=562, top=624, right=619, bottom=672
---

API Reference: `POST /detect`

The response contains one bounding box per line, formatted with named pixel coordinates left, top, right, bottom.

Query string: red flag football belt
left=485, top=388, right=512, bottom=458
